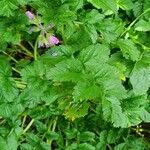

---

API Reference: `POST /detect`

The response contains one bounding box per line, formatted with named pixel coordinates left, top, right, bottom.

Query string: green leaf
left=0, top=57, right=18, bottom=102
left=67, top=26, right=92, bottom=50
left=64, top=101, right=89, bottom=121
left=123, top=94, right=148, bottom=126
left=135, top=19, right=150, bottom=32
left=79, top=131, right=95, bottom=142
left=102, top=97, right=128, bottom=127
left=140, top=109, right=150, bottom=122
left=133, top=1, right=143, bottom=17
left=0, top=136, right=8, bottom=150
left=0, top=0, right=18, bottom=17
left=21, top=60, right=46, bottom=82
left=26, top=133, right=50, bottom=150
left=87, top=0, right=118, bottom=13
left=96, top=131, right=107, bottom=150
left=130, top=53, right=150, bottom=95
left=78, top=143, right=95, bottom=150
left=3, top=31, right=21, bottom=44
left=0, top=56, right=12, bottom=76
left=115, top=136, right=146, bottom=150
left=96, top=18, right=124, bottom=43
left=0, top=103, right=24, bottom=119
left=84, top=62, right=127, bottom=100
left=0, top=77, right=19, bottom=102
left=46, top=131, right=59, bottom=141
left=84, top=24, right=97, bottom=44
left=117, top=0, right=133, bottom=10
left=117, top=39, right=140, bottom=61
left=79, top=44, right=110, bottom=63
left=73, top=82, right=101, bottom=101
left=0, top=132, right=18, bottom=150
left=20, top=144, right=33, bottom=150
left=83, top=9, right=104, bottom=24
left=7, top=132, right=18, bottom=150
left=46, top=59, right=84, bottom=82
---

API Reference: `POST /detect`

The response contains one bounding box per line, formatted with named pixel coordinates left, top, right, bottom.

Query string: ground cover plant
left=0, top=0, right=150, bottom=149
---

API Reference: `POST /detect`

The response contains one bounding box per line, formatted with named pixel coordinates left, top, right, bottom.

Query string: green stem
left=130, top=35, right=150, bottom=50
left=52, top=116, right=58, bottom=132
left=2, top=51, right=18, bottom=63
left=18, top=44, right=33, bottom=57
left=15, top=83, right=26, bottom=89
left=22, top=119, right=34, bottom=134
left=14, top=79, right=27, bottom=89
left=12, top=67, right=21, bottom=74
left=28, top=41, right=34, bottom=49
left=47, top=117, right=58, bottom=145
left=121, top=7, right=150, bottom=36
left=22, top=115, right=27, bottom=128
left=107, top=144, right=113, bottom=150
left=34, top=38, right=39, bottom=61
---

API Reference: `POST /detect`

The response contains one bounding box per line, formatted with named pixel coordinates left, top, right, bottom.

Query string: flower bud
left=48, top=35, right=59, bottom=45
left=25, top=11, right=34, bottom=20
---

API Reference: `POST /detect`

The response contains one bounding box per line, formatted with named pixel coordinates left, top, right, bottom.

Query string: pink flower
left=25, top=11, right=34, bottom=20
left=48, top=35, right=59, bottom=46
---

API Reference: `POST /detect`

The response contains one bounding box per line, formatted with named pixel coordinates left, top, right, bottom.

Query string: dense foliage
left=0, top=0, right=150, bottom=149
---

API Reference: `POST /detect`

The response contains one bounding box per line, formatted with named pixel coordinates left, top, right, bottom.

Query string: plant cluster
left=0, top=0, right=150, bottom=149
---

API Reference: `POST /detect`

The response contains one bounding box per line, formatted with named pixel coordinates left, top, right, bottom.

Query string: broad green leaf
left=79, top=131, right=95, bottom=142
left=0, top=132, right=18, bottom=150
left=96, top=18, right=124, bottom=43
left=84, top=24, right=97, bottom=44
left=115, top=136, right=146, bottom=150
left=123, top=94, right=148, bottom=126
left=107, top=129, right=121, bottom=144
left=117, top=0, right=133, bottom=10
left=85, top=62, right=127, bottom=99
left=0, top=77, right=19, bottom=102
left=96, top=131, right=107, bottom=150
left=102, top=97, right=128, bottom=127
left=0, top=0, right=18, bottom=17
left=78, top=143, right=95, bottom=150
left=3, top=31, right=21, bottom=44
left=46, top=131, right=59, bottom=141
left=65, top=128, right=78, bottom=139
left=20, top=144, right=33, bottom=150
left=117, top=39, right=140, bottom=61
left=73, top=82, right=102, bottom=101
left=0, top=103, right=24, bottom=119
left=140, top=109, right=150, bottom=122
left=7, top=132, right=18, bottom=150
left=0, top=57, right=18, bottom=102
left=133, top=1, right=143, bottom=17
left=130, top=53, right=150, bottom=95
left=135, top=19, right=150, bottom=32
left=64, top=101, right=89, bottom=121
left=67, top=26, right=92, bottom=49
left=87, top=0, right=118, bottom=13
left=0, top=56, right=12, bottom=76
left=79, top=44, right=110, bottom=63
left=66, top=143, right=78, bottom=150
left=0, top=136, right=8, bottom=150
left=26, top=133, right=50, bottom=150
left=21, top=60, right=46, bottom=81
left=46, top=59, right=84, bottom=82
left=62, top=0, right=83, bottom=11
left=83, top=9, right=104, bottom=24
